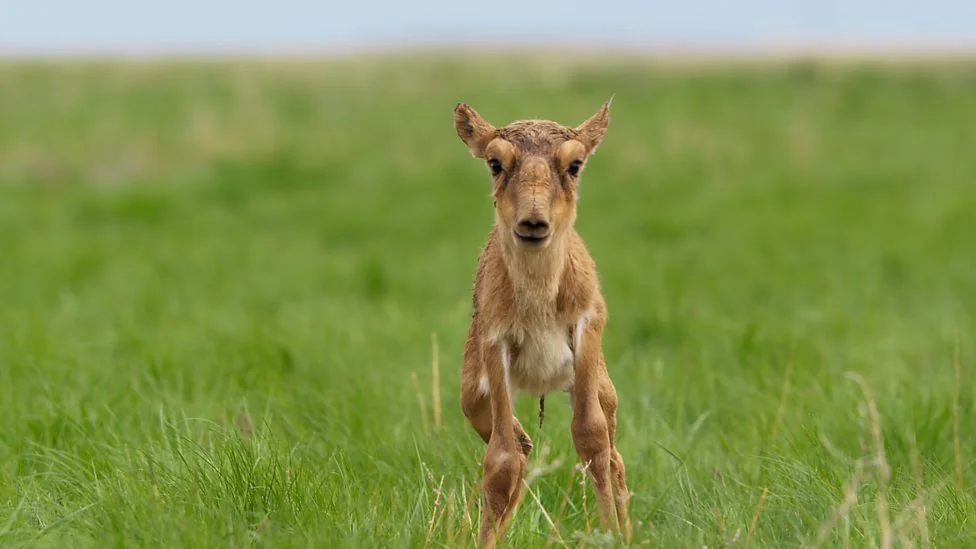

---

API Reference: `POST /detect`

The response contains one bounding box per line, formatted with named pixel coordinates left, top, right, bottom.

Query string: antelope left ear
left=454, top=102, right=497, bottom=159
left=574, top=97, right=613, bottom=155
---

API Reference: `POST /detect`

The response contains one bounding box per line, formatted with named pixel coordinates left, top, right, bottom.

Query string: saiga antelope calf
left=454, top=100, right=632, bottom=547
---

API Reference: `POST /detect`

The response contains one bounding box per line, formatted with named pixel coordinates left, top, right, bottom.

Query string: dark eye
left=488, top=158, right=503, bottom=176
left=567, top=160, right=582, bottom=177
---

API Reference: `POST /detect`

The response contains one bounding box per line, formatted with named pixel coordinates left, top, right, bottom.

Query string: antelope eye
left=567, top=160, right=582, bottom=177
left=488, top=158, right=503, bottom=176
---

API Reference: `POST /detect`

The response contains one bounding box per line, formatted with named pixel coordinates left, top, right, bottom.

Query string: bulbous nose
left=514, top=216, right=551, bottom=242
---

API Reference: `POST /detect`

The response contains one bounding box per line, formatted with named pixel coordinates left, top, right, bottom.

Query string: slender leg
left=461, top=372, right=493, bottom=444
left=461, top=378, right=532, bottom=454
left=571, top=324, right=632, bottom=542
left=599, top=375, right=632, bottom=540
left=463, top=340, right=531, bottom=549
left=461, top=329, right=533, bottom=453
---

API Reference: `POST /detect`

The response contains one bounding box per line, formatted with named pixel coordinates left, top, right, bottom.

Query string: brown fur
left=454, top=100, right=632, bottom=547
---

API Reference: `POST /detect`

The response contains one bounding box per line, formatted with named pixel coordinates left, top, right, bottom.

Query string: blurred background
left=1, top=2, right=975, bottom=548
left=3, top=0, right=976, bottom=55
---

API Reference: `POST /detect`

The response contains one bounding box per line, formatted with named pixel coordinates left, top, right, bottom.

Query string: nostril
left=519, top=219, right=549, bottom=231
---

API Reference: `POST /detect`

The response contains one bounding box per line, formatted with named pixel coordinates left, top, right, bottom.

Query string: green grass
left=1, top=54, right=975, bottom=548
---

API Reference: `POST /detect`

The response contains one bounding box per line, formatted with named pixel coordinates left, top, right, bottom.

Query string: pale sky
left=1, top=0, right=974, bottom=54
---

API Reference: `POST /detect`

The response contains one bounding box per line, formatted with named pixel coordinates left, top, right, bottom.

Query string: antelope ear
left=454, top=103, right=497, bottom=158
left=575, top=97, right=613, bottom=155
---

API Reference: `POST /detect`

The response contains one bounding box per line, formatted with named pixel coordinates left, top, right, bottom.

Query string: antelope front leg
left=599, top=375, right=632, bottom=540
left=571, top=323, right=632, bottom=541
left=478, top=341, right=531, bottom=548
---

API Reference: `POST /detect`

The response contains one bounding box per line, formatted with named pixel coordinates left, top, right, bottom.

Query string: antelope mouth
left=513, top=231, right=550, bottom=246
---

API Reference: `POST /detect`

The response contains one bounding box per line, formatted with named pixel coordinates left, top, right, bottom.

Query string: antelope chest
left=507, top=320, right=576, bottom=397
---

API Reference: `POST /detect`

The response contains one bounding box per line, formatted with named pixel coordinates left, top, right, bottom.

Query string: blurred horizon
left=3, top=0, right=976, bottom=57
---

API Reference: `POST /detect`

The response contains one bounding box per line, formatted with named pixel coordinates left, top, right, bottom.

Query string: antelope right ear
left=575, top=98, right=613, bottom=156
left=454, top=103, right=497, bottom=158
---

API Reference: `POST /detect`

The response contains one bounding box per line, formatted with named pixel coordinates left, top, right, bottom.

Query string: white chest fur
left=509, top=320, right=575, bottom=396
left=482, top=311, right=591, bottom=398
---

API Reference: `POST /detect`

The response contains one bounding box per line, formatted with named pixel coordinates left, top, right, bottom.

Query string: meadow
left=0, top=54, right=974, bottom=548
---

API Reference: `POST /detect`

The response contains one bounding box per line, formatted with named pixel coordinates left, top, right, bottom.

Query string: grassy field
left=1, top=54, right=975, bottom=548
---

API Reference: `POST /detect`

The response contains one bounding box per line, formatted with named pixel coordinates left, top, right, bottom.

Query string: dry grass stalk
left=770, top=360, right=793, bottom=442
left=747, top=487, right=769, bottom=546
left=813, top=460, right=866, bottom=547
left=845, top=372, right=892, bottom=549
left=523, top=480, right=567, bottom=547
left=907, top=430, right=931, bottom=549
left=423, top=474, right=446, bottom=548
left=410, top=371, right=430, bottom=438
left=431, top=332, right=442, bottom=433
left=545, top=464, right=582, bottom=549
left=579, top=462, right=591, bottom=535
